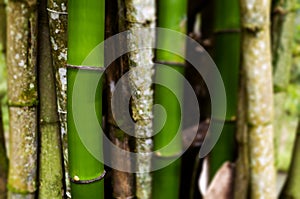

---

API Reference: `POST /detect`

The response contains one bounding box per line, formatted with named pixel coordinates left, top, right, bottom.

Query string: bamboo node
left=67, top=64, right=106, bottom=72
left=70, top=170, right=106, bottom=184
left=46, top=8, right=68, bottom=15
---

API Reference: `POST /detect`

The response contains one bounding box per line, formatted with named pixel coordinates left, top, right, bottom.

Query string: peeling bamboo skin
left=6, top=0, right=38, bottom=197
left=279, top=123, right=300, bottom=199
left=124, top=0, right=155, bottom=198
left=37, top=0, right=63, bottom=197
left=8, top=107, right=37, bottom=196
left=240, top=0, right=277, bottom=198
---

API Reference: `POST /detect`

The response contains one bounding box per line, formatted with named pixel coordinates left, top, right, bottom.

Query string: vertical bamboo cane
left=272, top=0, right=297, bottom=171
left=153, top=0, right=187, bottom=198
left=46, top=0, right=69, bottom=195
left=123, top=1, right=156, bottom=198
left=240, top=0, right=277, bottom=198
left=106, top=0, right=134, bottom=198
left=37, top=0, right=63, bottom=197
left=280, top=120, right=300, bottom=199
left=6, top=0, right=38, bottom=198
left=209, top=0, right=240, bottom=178
left=67, top=0, right=105, bottom=198
left=0, top=0, right=8, bottom=197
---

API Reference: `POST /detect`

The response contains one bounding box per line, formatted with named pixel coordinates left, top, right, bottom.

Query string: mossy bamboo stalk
left=106, top=0, right=134, bottom=198
left=153, top=0, right=187, bottom=198
left=46, top=0, right=69, bottom=194
left=271, top=0, right=297, bottom=171
left=209, top=0, right=240, bottom=179
left=280, top=120, right=300, bottom=199
left=37, top=0, right=63, bottom=197
left=67, top=0, right=105, bottom=198
left=123, top=1, right=155, bottom=198
left=6, top=0, right=38, bottom=198
left=240, top=0, right=277, bottom=198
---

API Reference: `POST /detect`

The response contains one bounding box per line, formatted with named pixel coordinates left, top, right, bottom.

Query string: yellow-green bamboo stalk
left=280, top=120, right=300, bottom=199
left=272, top=0, right=297, bottom=172
left=37, top=0, right=63, bottom=197
left=6, top=0, right=38, bottom=198
left=240, top=0, right=277, bottom=198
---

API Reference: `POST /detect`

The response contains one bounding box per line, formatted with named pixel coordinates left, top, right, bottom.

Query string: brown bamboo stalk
left=106, top=0, right=134, bottom=198
left=240, top=0, right=277, bottom=198
left=37, top=0, right=64, bottom=197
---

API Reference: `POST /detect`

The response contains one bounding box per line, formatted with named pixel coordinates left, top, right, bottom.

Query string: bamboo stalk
left=271, top=0, right=297, bottom=172
left=0, top=105, right=8, bottom=199
left=0, top=0, right=8, bottom=197
left=233, top=73, right=249, bottom=199
left=106, top=0, right=134, bottom=198
left=6, top=0, right=38, bottom=198
left=67, top=0, right=105, bottom=198
left=46, top=0, right=69, bottom=195
left=152, top=0, right=187, bottom=198
left=240, top=0, right=277, bottom=198
left=209, top=0, right=240, bottom=179
left=122, top=1, right=156, bottom=198
left=37, top=0, right=63, bottom=197
left=280, top=120, right=300, bottom=199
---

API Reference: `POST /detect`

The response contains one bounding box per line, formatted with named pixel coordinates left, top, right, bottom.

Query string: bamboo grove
left=0, top=0, right=300, bottom=198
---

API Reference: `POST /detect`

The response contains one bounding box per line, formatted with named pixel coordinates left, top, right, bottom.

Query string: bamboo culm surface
left=240, top=0, right=277, bottom=198
left=6, top=0, right=38, bottom=198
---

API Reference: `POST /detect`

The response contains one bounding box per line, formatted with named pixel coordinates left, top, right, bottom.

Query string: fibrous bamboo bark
left=272, top=0, right=297, bottom=171
left=240, top=0, right=277, bottom=198
left=106, top=1, right=134, bottom=198
left=124, top=1, right=155, bottom=198
left=280, top=120, right=300, bottom=199
left=37, top=0, right=63, bottom=198
left=6, top=0, right=38, bottom=198
left=46, top=0, right=69, bottom=195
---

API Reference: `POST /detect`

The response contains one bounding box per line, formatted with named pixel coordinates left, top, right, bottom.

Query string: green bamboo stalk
left=67, top=0, right=105, bottom=198
left=123, top=1, right=156, bottom=198
left=6, top=0, right=38, bottom=198
left=37, top=0, right=63, bottom=197
left=152, top=0, right=187, bottom=198
left=271, top=0, right=297, bottom=172
left=106, top=1, right=134, bottom=198
left=209, top=0, right=240, bottom=179
left=280, top=120, right=300, bottom=199
left=46, top=0, right=69, bottom=195
left=240, top=0, right=277, bottom=198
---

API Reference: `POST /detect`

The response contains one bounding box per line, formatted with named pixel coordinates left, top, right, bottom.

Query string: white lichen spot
left=50, top=12, right=59, bottom=20
left=61, top=3, right=67, bottom=11
left=15, top=54, right=20, bottom=59
left=18, top=60, right=25, bottom=67
left=55, top=29, right=60, bottom=34
left=13, top=75, right=17, bottom=79
left=16, top=33, right=22, bottom=41
left=29, top=83, right=34, bottom=89
left=58, top=52, right=67, bottom=61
